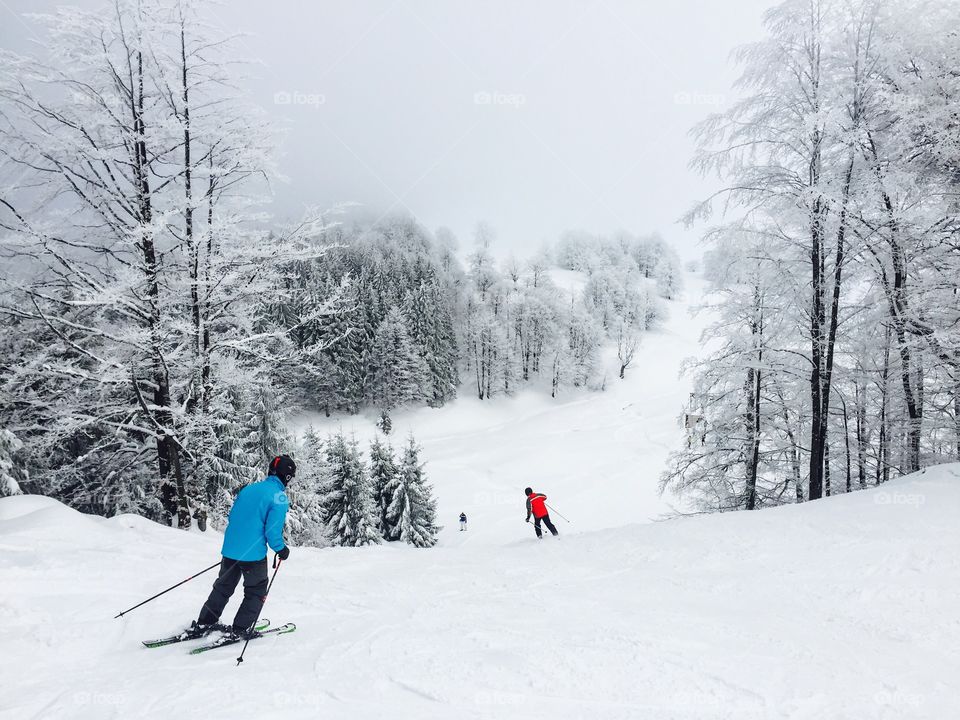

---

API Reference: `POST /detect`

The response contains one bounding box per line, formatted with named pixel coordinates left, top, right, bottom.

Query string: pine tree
left=320, top=433, right=381, bottom=547
left=287, top=427, right=327, bottom=547
left=366, top=307, right=429, bottom=412
left=406, top=276, right=460, bottom=406
left=0, top=429, right=24, bottom=497
left=245, top=385, right=292, bottom=467
left=369, top=437, right=400, bottom=539
left=324, top=279, right=371, bottom=413
left=385, top=435, right=440, bottom=548
left=197, top=384, right=260, bottom=530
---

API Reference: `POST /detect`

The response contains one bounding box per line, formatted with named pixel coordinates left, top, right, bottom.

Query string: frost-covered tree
left=0, top=429, right=24, bottom=497
left=320, top=433, right=381, bottom=547
left=655, top=249, right=684, bottom=300
left=405, top=275, right=460, bottom=406
left=286, top=427, right=327, bottom=547
left=385, top=435, right=440, bottom=547
left=663, top=236, right=798, bottom=510
left=551, top=304, right=602, bottom=396
left=677, top=0, right=960, bottom=509
left=0, top=0, right=335, bottom=526
left=245, top=385, right=294, bottom=468
left=366, top=307, right=430, bottom=418
left=469, top=222, right=499, bottom=300
left=617, top=321, right=640, bottom=379
left=369, top=437, right=400, bottom=539
left=198, top=382, right=260, bottom=529
left=272, top=215, right=464, bottom=415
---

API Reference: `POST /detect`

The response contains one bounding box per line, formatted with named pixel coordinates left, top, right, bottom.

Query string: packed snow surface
left=2, top=276, right=957, bottom=719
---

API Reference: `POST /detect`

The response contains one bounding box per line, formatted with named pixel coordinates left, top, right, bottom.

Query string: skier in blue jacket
left=192, top=455, right=296, bottom=638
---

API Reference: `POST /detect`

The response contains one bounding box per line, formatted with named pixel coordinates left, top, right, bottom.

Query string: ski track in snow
left=2, top=274, right=959, bottom=719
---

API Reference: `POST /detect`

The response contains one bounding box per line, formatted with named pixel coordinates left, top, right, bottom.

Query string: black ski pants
left=197, top=556, right=268, bottom=631
left=534, top=514, right=558, bottom=538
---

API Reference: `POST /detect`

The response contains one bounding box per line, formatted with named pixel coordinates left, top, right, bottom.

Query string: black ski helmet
left=269, top=454, right=297, bottom=486
left=524, top=487, right=533, bottom=496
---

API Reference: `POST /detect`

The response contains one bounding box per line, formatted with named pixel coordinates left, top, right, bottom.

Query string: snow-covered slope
left=1, top=467, right=958, bottom=719
left=3, top=274, right=957, bottom=719
left=291, top=272, right=712, bottom=540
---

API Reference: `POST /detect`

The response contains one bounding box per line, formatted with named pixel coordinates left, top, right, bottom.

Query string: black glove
left=277, top=546, right=290, bottom=561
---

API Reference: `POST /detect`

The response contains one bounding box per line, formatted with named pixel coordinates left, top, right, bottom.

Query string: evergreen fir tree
left=369, top=436, right=400, bottom=538
left=376, top=410, right=393, bottom=435
left=287, top=427, right=328, bottom=546
left=385, top=434, right=440, bottom=548
left=0, top=429, right=24, bottom=497
left=199, top=384, right=260, bottom=530
left=406, top=275, right=460, bottom=407
left=312, top=276, right=370, bottom=413
left=320, top=433, right=381, bottom=547
left=366, top=307, right=429, bottom=412
left=245, top=384, right=292, bottom=466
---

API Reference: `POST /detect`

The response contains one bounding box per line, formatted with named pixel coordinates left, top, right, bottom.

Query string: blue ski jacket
left=221, top=475, right=288, bottom=561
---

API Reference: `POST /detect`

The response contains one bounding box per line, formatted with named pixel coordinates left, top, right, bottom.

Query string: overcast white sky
left=1, top=0, right=772, bottom=259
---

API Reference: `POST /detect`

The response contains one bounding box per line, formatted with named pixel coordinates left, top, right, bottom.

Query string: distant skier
left=459, top=512, right=467, bottom=531
left=191, top=455, right=296, bottom=639
left=524, top=487, right=558, bottom=539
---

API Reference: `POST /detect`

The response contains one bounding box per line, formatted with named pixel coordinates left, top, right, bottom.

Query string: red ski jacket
left=526, top=493, right=548, bottom=519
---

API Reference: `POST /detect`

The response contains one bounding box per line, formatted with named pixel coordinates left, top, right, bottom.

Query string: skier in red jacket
left=525, top=487, right=558, bottom=539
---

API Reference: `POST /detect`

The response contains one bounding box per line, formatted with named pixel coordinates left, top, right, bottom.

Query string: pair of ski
left=143, top=618, right=296, bottom=654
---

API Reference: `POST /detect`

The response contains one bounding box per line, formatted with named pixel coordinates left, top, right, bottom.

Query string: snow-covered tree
left=366, top=307, right=430, bottom=419
left=405, top=274, right=460, bottom=407
left=320, top=433, right=381, bottom=547
left=385, top=435, right=440, bottom=548
left=655, top=249, right=684, bottom=300
left=369, top=436, right=400, bottom=539
left=663, top=236, right=797, bottom=510
left=0, top=429, right=24, bottom=497
left=286, top=427, right=327, bottom=547
left=0, top=0, right=336, bottom=526
left=617, top=321, right=640, bottom=379
left=677, top=0, right=960, bottom=509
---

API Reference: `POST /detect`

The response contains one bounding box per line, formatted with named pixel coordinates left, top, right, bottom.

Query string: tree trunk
left=130, top=48, right=188, bottom=527
left=744, top=366, right=760, bottom=510
left=865, top=133, right=922, bottom=474
left=810, top=149, right=853, bottom=501
left=955, top=377, right=960, bottom=459
left=744, top=288, right=763, bottom=510
left=824, top=428, right=831, bottom=497
left=856, top=377, right=867, bottom=488
left=878, top=326, right=891, bottom=485
left=842, top=397, right=852, bottom=493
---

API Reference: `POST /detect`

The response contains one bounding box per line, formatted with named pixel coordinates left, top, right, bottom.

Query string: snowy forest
left=663, top=0, right=960, bottom=511
left=0, top=0, right=681, bottom=539
left=3, top=1, right=959, bottom=715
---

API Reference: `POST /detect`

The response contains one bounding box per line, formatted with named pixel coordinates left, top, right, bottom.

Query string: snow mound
left=0, top=493, right=71, bottom=521
left=0, top=494, right=107, bottom=542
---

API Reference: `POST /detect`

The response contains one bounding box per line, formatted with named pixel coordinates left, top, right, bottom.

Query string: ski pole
left=236, top=555, right=282, bottom=666
left=545, top=503, right=571, bottom=523
left=114, top=561, right=221, bottom=619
